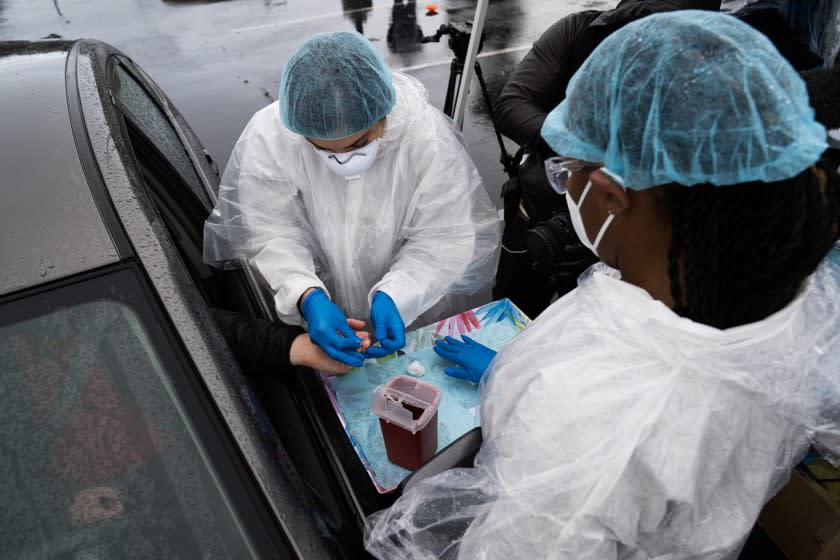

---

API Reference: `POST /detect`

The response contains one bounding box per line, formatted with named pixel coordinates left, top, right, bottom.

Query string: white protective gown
left=365, top=253, right=840, bottom=560
left=203, top=73, right=501, bottom=326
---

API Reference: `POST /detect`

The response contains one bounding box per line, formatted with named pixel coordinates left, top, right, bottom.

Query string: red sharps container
left=371, top=375, right=441, bottom=470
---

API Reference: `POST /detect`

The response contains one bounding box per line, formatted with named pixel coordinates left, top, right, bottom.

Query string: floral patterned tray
left=319, top=299, right=530, bottom=493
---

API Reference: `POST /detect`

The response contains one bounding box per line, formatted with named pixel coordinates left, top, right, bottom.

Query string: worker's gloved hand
left=433, top=335, right=497, bottom=383
left=301, top=289, right=364, bottom=367
left=364, top=291, right=406, bottom=358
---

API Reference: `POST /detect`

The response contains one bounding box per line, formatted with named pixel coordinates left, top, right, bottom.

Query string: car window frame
left=113, top=56, right=221, bottom=194
left=108, top=56, right=277, bottom=321
left=0, top=263, right=295, bottom=558
left=108, top=58, right=273, bottom=318
left=109, top=60, right=211, bottom=208
left=119, top=113, right=218, bottom=299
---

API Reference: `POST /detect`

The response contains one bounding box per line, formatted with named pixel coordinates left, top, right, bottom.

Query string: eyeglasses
left=544, top=157, right=619, bottom=194
left=544, top=157, right=588, bottom=195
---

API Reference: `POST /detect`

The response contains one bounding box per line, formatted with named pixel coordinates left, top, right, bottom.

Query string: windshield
left=0, top=271, right=258, bottom=559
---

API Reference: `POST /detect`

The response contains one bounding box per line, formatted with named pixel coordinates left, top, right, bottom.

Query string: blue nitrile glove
left=300, top=289, right=364, bottom=367
left=433, top=335, right=497, bottom=383
left=364, top=291, right=406, bottom=358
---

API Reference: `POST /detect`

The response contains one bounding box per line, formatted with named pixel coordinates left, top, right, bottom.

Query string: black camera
left=526, top=211, right=597, bottom=283
left=421, top=22, right=484, bottom=61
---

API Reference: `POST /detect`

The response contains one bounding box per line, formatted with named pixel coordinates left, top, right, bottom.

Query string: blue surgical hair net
left=280, top=31, right=397, bottom=140
left=541, top=10, right=828, bottom=189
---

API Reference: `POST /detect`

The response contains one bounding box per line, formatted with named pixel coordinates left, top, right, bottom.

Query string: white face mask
left=314, top=138, right=380, bottom=177
left=566, top=176, right=616, bottom=258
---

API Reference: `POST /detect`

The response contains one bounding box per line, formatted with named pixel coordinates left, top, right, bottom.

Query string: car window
left=111, top=63, right=210, bottom=208
left=134, top=146, right=216, bottom=297
left=131, top=137, right=264, bottom=318
left=0, top=272, right=260, bottom=559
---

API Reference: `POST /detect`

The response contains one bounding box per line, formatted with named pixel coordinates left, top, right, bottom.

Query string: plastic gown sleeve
left=370, top=116, right=500, bottom=325
left=204, top=128, right=327, bottom=325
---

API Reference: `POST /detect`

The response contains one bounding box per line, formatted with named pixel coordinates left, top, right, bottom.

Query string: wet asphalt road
left=0, top=0, right=614, bottom=202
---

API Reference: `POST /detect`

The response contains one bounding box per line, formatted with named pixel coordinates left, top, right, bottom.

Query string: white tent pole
left=452, top=0, right=489, bottom=129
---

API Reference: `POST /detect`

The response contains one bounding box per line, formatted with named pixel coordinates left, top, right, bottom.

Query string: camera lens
left=526, top=212, right=575, bottom=272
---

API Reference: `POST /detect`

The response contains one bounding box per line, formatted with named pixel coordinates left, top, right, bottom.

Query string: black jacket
left=803, top=63, right=840, bottom=129
left=210, top=308, right=305, bottom=375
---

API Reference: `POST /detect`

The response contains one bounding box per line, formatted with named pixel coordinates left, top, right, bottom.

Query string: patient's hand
left=290, top=319, right=371, bottom=374
left=347, top=318, right=372, bottom=354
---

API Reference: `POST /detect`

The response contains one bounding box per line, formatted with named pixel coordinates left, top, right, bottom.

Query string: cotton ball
left=405, top=360, right=426, bottom=376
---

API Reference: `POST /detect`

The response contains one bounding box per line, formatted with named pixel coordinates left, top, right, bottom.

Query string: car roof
left=0, top=41, right=120, bottom=298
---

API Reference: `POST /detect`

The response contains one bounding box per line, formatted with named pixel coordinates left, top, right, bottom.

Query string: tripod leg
left=443, top=58, right=464, bottom=118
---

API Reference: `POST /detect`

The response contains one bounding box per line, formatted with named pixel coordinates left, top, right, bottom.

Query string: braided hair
left=667, top=160, right=840, bottom=329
